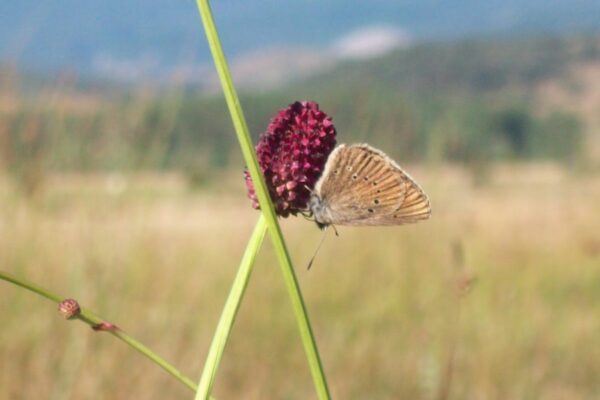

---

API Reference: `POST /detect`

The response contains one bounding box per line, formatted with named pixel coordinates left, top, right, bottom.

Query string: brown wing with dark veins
left=313, top=144, right=431, bottom=226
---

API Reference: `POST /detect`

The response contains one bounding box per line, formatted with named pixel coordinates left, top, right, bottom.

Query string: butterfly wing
left=313, top=144, right=431, bottom=226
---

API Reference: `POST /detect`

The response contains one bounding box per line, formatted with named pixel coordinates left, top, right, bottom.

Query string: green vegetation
left=2, top=36, right=597, bottom=194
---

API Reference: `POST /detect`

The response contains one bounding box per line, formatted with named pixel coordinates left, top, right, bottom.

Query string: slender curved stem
left=0, top=270, right=200, bottom=394
left=197, top=215, right=267, bottom=397
left=194, top=1, right=331, bottom=399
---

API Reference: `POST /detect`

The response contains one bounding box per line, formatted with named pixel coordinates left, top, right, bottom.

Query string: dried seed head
left=245, top=101, right=337, bottom=216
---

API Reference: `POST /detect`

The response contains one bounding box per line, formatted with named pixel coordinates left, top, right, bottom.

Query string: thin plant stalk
left=197, top=215, right=267, bottom=396
left=0, top=270, right=200, bottom=394
left=194, top=1, right=331, bottom=399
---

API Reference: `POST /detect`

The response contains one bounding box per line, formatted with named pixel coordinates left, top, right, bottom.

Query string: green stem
left=194, top=1, right=331, bottom=399
left=196, top=215, right=267, bottom=397
left=0, top=270, right=200, bottom=394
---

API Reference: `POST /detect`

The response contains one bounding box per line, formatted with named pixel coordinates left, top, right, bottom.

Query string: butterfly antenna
left=331, top=224, right=339, bottom=237
left=307, top=227, right=329, bottom=270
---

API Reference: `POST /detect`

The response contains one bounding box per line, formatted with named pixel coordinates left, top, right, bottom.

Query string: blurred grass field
left=1, top=164, right=599, bottom=399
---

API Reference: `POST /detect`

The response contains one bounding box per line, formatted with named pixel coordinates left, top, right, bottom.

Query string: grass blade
left=196, top=215, right=267, bottom=397
left=194, top=1, right=331, bottom=399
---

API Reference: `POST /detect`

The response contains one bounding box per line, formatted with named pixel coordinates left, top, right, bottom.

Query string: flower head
left=245, top=101, right=337, bottom=217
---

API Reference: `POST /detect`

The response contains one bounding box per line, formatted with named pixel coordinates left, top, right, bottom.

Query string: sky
left=1, top=0, right=599, bottom=81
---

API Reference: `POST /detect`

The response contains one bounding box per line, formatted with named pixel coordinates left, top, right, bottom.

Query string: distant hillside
left=293, top=36, right=600, bottom=97
left=276, top=35, right=596, bottom=158
left=2, top=35, right=599, bottom=195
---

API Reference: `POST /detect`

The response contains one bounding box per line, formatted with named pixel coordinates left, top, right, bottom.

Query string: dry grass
left=1, top=164, right=600, bottom=399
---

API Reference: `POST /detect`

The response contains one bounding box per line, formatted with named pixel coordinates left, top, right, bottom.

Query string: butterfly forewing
left=314, top=144, right=431, bottom=226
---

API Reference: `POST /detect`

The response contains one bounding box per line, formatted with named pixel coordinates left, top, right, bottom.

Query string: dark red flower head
left=245, top=101, right=337, bottom=217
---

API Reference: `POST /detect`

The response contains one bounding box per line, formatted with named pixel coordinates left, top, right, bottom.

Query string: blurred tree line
left=0, top=35, right=596, bottom=193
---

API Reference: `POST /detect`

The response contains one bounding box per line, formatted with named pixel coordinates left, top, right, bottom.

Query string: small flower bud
left=92, top=322, right=118, bottom=332
left=58, top=298, right=81, bottom=319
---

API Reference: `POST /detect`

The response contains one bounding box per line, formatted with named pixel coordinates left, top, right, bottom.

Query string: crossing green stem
left=194, top=1, right=331, bottom=399
left=0, top=270, right=200, bottom=394
left=196, top=215, right=267, bottom=397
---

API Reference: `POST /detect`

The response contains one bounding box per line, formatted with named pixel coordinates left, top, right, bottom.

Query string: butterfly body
left=308, top=144, right=431, bottom=229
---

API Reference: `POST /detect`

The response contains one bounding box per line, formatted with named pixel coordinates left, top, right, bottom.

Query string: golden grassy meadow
left=1, top=163, right=599, bottom=399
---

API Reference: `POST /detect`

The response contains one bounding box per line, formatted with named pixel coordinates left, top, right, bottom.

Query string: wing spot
left=333, top=169, right=339, bottom=174
left=393, top=214, right=398, bottom=218
left=376, top=189, right=381, bottom=193
left=363, top=176, right=369, bottom=181
left=372, top=181, right=378, bottom=186
left=346, top=166, right=352, bottom=171
left=367, top=208, right=374, bottom=213
left=352, top=174, right=357, bottom=180
left=374, top=199, right=380, bottom=205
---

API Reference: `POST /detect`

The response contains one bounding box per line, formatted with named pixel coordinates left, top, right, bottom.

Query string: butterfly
left=307, top=144, right=431, bottom=229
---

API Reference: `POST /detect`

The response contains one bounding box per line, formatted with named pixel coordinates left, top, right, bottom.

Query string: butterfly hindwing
left=313, top=144, right=431, bottom=226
